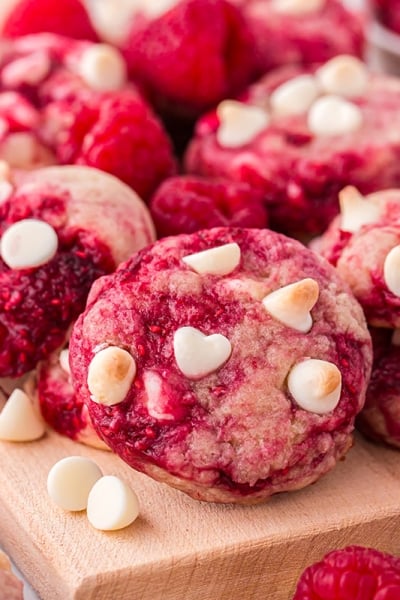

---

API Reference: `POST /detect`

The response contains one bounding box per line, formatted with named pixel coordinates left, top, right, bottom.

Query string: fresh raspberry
left=0, top=33, right=177, bottom=198
left=293, top=546, right=400, bottom=600
left=41, top=90, right=177, bottom=201
left=123, top=0, right=257, bottom=117
left=3, top=0, right=99, bottom=41
left=149, top=175, right=268, bottom=237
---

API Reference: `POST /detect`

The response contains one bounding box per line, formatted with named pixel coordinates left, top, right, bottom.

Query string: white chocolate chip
left=86, top=475, right=139, bottom=531
left=0, top=388, right=45, bottom=442
left=140, top=0, right=178, bottom=18
left=262, top=278, right=319, bottom=333
left=0, top=218, right=58, bottom=270
left=270, top=75, right=320, bottom=117
left=384, top=245, right=400, bottom=297
left=47, top=456, right=102, bottom=511
left=59, top=349, right=71, bottom=375
left=307, top=95, right=363, bottom=136
left=173, top=326, right=232, bottom=380
left=216, top=100, right=270, bottom=148
left=84, top=0, right=135, bottom=44
left=316, top=55, right=369, bottom=98
left=78, top=44, right=127, bottom=91
left=287, top=359, right=342, bottom=414
left=392, top=329, right=400, bottom=346
left=339, top=186, right=381, bottom=233
left=86, top=0, right=136, bottom=46
left=85, top=0, right=178, bottom=43
left=271, top=0, right=325, bottom=15
left=182, top=243, right=240, bottom=276
left=87, top=346, right=136, bottom=406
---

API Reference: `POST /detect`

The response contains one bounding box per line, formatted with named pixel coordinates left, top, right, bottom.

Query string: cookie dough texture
left=70, top=227, right=372, bottom=503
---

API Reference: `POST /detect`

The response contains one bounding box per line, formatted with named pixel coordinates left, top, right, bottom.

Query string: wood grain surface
left=0, top=431, right=399, bottom=600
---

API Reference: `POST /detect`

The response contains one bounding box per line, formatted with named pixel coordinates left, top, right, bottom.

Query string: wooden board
left=0, top=431, right=399, bottom=600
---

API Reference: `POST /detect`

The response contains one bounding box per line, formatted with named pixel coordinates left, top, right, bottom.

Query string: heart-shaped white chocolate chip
left=339, top=186, right=381, bottom=233
left=87, top=475, right=140, bottom=531
left=87, top=346, right=136, bottom=406
left=182, top=243, right=241, bottom=276
left=216, top=100, right=270, bottom=148
left=47, top=456, right=103, bottom=511
left=0, top=388, right=46, bottom=442
left=174, top=326, right=232, bottom=379
left=308, top=95, right=363, bottom=137
left=316, top=55, right=369, bottom=98
left=262, top=278, right=319, bottom=333
left=384, top=245, right=400, bottom=297
left=270, top=75, right=320, bottom=117
left=287, top=359, right=342, bottom=414
left=78, top=44, right=127, bottom=91
left=271, top=0, right=325, bottom=15
left=1, top=218, right=58, bottom=270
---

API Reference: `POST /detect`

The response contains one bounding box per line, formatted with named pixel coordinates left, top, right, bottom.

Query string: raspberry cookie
left=185, top=55, right=400, bottom=236
left=69, top=227, right=372, bottom=503
left=232, top=0, right=364, bottom=73
left=149, top=175, right=268, bottom=237
left=311, top=186, right=400, bottom=328
left=0, top=164, right=155, bottom=378
left=0, top=34, right=177, bottom=199
left=357, top=328, right=400, bottom=449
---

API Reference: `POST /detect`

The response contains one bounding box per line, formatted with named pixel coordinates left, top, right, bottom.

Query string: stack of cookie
left=0, top=0, right=397, bottom=509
